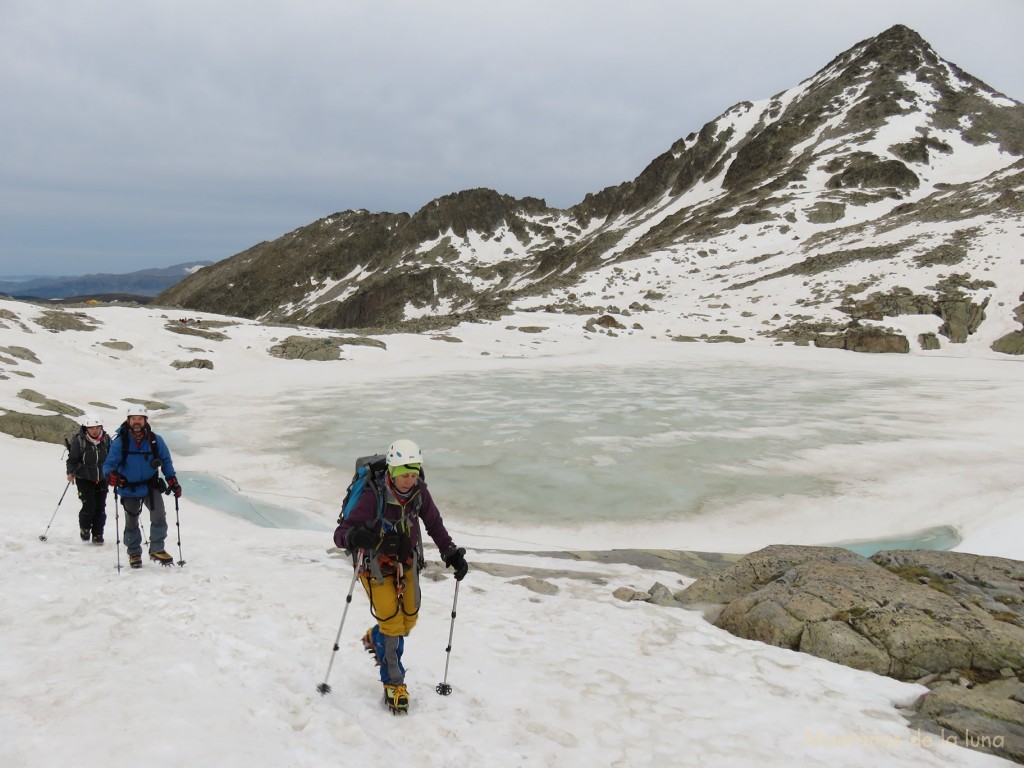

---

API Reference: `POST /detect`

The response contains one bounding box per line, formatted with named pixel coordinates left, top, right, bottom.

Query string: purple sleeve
left=417, top=487, right=454, bottom=554
left=334, top=491, right=377, bottom=549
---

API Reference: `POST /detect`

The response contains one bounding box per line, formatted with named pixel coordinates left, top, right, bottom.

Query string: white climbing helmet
left=80, top=413, right=103, bottom=428
left=126, top=404, right=148, bottom=419
left=386, top=439, right=423, bottom=467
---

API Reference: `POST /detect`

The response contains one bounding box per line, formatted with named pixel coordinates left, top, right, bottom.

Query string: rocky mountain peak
left=840, top=23, right=932, bottom=72
left=406, top=188, right=551, bottom=241
left=157, top=25, right=1024, bottom=357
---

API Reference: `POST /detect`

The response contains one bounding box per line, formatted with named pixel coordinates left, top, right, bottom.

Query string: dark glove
left=107, top=472, right=126, bottom=488
left=347, top=526, right=376, bottom=552
left=167, top=476, right=182, bottom=498
left=442, top=546, right=469, bottom=581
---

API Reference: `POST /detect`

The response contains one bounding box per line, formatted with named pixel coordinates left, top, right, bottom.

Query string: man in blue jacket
left=102, top=404, right=182, bottom=568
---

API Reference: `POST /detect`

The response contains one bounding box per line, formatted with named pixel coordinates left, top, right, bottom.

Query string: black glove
left=442, top=546, right=469, bottom=581
left=107, top=472, right=126, bottom=488
left=167, top=476, right=182, bottom=498
left=347, top=526, right=376, bottom=552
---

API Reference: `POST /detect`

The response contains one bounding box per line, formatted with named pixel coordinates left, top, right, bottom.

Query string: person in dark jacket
left=102, top=404, right=182, bottom=569
left=66, top=413, right=111, bottom=544
left=333, top=438, right=468, bottom=713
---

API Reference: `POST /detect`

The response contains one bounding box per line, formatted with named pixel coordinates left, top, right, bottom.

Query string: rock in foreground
left=677, top=545, right=1024, bottom=763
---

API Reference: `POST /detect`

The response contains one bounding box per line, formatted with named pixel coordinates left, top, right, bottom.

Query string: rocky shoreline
left=516, top=544, right=1024, bottom=764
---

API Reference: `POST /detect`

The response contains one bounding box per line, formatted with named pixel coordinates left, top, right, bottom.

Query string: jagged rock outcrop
left=991, top=296, right=1024, bottom=354
left=676, top=545, right=1024, bottom=763
left=268, top=336, right=344, bottom=361
left=825, top=153, right=920, bottom=191
left=937, top=296, right=989, bottom=343
left=171, top=359, right=214, bottom=370
left=677, top=545, right=1024, bottom=676
left=814, top=327, right=910, bottom=353
left=992, top=332, right=1024, bottom=355
left=911, top=678, right=1024, bottom=762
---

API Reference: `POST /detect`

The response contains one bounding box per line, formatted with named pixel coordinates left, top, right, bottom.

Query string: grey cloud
left=1, top=0, right=1021, bottom=275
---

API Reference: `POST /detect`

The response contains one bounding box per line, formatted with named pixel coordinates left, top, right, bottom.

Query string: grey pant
left=120, top=491, right=168, bottom=556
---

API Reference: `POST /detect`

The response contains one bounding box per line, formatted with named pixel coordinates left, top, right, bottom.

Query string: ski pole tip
left=316, top=683, right=332, bottom=695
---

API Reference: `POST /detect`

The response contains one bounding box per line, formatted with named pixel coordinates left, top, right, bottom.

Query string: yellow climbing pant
left=361, top=565, right=419, bottom=636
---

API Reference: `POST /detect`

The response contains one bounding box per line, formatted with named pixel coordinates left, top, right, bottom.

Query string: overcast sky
left=2, top=0, right=1022, bottom=277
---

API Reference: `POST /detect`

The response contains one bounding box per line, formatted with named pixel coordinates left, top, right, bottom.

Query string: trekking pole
left=317, top=551, right=364, bottom=695
left=173, top=494, right=186, bottom=567
left=38, top=481, right=72, bottom=541
left=113, top=492, right=122, bottom=573
left=435, top=580, right=461, bottom=696
left=142, top=486, right=155, bottom=548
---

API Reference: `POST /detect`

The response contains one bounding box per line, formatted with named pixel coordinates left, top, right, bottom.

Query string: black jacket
left=66, top=428, right=111, bottom=484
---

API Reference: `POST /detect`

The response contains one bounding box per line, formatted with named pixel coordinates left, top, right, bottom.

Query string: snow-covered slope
left=1, top=297, right=1020, bottom=768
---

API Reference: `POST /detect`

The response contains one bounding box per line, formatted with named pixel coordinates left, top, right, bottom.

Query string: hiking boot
left=383, top=683, right=409, bottom=713
left=128, top=553, right=142, bottom=569
left=80, top=528, right=90, bottom=542
left=92, top=533, right=104, bottom=545
left=362, top=627, right=382, bottom=666
left=150, top=550, right=173, bottom=566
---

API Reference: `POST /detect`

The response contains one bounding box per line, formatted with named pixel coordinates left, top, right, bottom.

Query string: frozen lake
left=280, top=361, right=895, bottom=524
left=168, top=354, right=1022, bottom=555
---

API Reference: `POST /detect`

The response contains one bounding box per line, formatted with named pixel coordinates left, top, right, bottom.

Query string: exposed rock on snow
left=17, top=388, right=82, bottom=416
left=0, top=410, right=78, bottom=444
left=676, top=544, right=1024, bottom=762
left=171, top=358, right=214, bottom=370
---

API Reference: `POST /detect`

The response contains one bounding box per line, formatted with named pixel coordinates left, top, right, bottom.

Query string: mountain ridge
left=155, top=25, right=1024, bottom=356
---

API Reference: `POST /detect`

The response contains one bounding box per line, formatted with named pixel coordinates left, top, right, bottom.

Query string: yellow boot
left=383, top=683, right=409, bottom=713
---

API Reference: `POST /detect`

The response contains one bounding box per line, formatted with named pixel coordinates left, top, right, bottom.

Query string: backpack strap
left=378, top=474, right=424, bottom=534
left=119, top=424, right=159, bottom=465
left=119, top=424, right=129, bottom=467
left=65, top=432, right=80, bottom=469
left=367, top=468, right=388, bottom=528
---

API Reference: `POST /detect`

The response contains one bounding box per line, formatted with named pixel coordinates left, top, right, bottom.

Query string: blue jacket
left=102, top=423, right=177, bottom=498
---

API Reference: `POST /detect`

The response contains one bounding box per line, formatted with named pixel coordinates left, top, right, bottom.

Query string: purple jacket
left=334, top=479, right=454, bottom=556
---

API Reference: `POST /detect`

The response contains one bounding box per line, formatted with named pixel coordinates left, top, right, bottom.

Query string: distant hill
left=0, top=261, right=213, bottom=300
